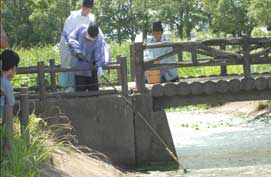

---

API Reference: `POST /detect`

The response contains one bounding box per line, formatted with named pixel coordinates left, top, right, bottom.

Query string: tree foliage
left=202, top=0, right=255, bottom=37
left=1, top=0, right=270, bottom=47
left=249, top=0, right=271, bottom=28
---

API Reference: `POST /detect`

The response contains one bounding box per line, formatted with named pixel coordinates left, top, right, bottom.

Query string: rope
left=101, top=75, right=187, bottom=173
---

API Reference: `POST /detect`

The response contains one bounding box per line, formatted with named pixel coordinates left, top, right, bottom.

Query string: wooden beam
left=134, top=43, right=146, bottom=92
left=153, top=90, right=271, bottom=110
left=144, top=49, right=177, bottom=65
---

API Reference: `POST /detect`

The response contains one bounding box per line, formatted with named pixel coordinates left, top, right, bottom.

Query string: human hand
left=97, top=67, right=103, bottom=77
left=76, top=52, right=85, bottom=61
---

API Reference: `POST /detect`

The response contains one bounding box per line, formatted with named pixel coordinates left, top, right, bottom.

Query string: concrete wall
left=34, top=93, right=177, bottom=168
left=133, top=93, right=177, bottom=166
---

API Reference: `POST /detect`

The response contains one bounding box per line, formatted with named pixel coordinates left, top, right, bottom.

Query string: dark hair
left=0, top=49, right=20, bottom=71
left=82, top=0, right=94, bottom=8
left=152, top=20, right=163, bottom=32
left=87, top=22, right=99, bottom=38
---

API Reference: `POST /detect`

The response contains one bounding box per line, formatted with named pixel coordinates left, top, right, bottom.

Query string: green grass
left=0, top=115, right=64, bottom=177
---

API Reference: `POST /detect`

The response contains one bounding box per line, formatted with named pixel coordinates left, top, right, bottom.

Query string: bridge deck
left=147, top=74, right=271, bottom=110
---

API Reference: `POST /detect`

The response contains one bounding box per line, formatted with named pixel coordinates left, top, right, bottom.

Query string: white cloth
left=60, top=10, right=96, bottom=67
left=59, top=10, right=95, bottom=88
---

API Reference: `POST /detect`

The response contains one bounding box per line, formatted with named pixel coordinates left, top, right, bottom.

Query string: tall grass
left=0, top=115, right=63, bottom=177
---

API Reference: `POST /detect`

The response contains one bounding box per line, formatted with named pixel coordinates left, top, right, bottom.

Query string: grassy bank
left=0, top=115, right=63, bottom=177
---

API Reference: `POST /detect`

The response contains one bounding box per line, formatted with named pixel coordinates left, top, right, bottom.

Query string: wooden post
left=134, top=43, right=146, bottom=92
left=130, top=44, right=136, bottom=81
left=3, top=104, right=14, bottom=151
left=37, top=61, right=46, bottom=100
left=177, top=47, right=183, bottom=62
left=220, top=44, right=227, bottom=76
left=116, top=55, right=122, bottom=85
left=264, top=47, right=269, bottom=58
left=242, top=35, right=251, bottom=78
left=120, top=56, right=129, bottom=97
left=49, top=59, right=57, bottom=92
left=191, top=50, right=197, bottom=64
left=19, top=86, right=30, bottom=143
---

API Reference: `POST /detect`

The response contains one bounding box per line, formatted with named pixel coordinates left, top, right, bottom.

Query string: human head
left=152, top=20, right=163, bottom=42
left=81, top=0, right=94, bottom=16
left=0, top=49, right=20, bottom=80
left=86, top=22, right=99, bottom=41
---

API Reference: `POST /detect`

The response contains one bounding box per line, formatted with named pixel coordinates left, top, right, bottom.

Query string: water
left=135, top=110, right=271, bottom=177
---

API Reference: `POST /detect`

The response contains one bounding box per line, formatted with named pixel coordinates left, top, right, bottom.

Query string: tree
left=202, top=0, right=255, bottom=37
left=158, top=0, right=208, bottom=39
left=2, top=0, right=75, bottom=46
left=95, top=0, right=153, bottom=44
left=249, top=0, right=271, bottom=29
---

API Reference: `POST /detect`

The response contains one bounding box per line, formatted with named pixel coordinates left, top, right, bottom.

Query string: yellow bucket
left=147, top=61, right=160, bottom=84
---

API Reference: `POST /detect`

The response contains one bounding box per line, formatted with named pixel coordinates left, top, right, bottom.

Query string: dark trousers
left=161, top=76, right=179, bottom=83
left=75, top=70, right=99, bottom=91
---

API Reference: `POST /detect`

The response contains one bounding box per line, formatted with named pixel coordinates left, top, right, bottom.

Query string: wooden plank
left=164, top=83, right=177, bottom=97
left=144, top=49, right=177, bottom=65
left=116, top=56, right=122, bottom=85
left=37, top=61, right=46, bottom=100
left=202, top=38, right=242, bottom=46
left=255, top=77, right=268, bottom=90
left=191, top=50, right=197, bottom=64
left=120, top=56, right=129, bottom=96
left=17, top=64, right=121, bottom=74
left=216, top=80, right=229, bottom=93
left=220, top=44, right=227, bottom=76
left=241, top=78, right=255, bottom=91
left=190, top=82, right=204, bottom=95
left=249, top=37, right=271, bottom=44
left=242, top=35, right=251, bottom=78
left=198, top=43, right=243, bottom=60
left=152, top=84, right=164, bottom=97
left=203, top=81, right=216, bottom=95
left=267, top=77, right=271, bottom=89
left=49, top=59, right=57, bottom=91
left=134, top=43, right=146, bottom=92
left=145, top=59, right=240, bottom=71
left=228, top=79, right=241, bottom=93
left=153, top=90, right=271, bottom=110
left=176, top=82, right=191, bottom=96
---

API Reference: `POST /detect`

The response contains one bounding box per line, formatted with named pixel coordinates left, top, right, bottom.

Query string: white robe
left=59, top=10, right=95, bottom=88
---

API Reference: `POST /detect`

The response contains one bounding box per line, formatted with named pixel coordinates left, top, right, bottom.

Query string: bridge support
left=34, top=92, right=177, bottom=168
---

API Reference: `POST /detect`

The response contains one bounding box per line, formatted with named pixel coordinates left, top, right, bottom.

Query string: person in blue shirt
left=0, top=50, right=20, bottom=117
left=145, top=20, right=179, bottom=82
left=68, top=22, right=105, bottom=91
left=59, top=0, right=96, bottom=92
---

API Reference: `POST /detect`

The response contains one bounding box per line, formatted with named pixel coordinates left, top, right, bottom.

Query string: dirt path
left=136, top=101, right=271, bottom=177
left=43, top=150, right=133, bottom=177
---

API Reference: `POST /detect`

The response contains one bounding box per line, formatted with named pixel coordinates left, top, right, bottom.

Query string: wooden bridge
left=130, top=35, right=271, bottom=110
left=2, top=35, right=271, bottom=167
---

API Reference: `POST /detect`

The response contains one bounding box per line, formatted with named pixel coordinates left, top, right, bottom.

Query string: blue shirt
left=68, top=24, right=105, bottom=77
left=0, top=73, right=15, bottom=117
left=145, top=35, right=178, bottom=81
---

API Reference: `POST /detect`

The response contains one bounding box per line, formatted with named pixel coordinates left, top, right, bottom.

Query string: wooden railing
left=1, top=56, right=128, bottom=152
left=131, top=36, right=271, bottom=93
left=15, top=56, right=129, bottom=99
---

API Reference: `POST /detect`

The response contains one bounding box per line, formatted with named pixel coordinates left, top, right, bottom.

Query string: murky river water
left=135, top=110, right=271, bottom=177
